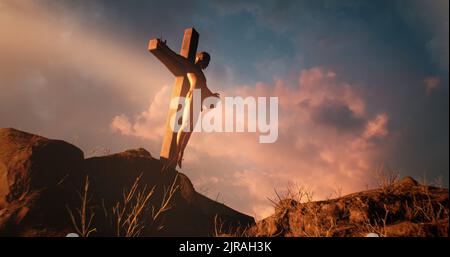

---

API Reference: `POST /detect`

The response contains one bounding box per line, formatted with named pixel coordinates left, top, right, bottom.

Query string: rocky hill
left=0, top=128, right=254, bottom=236
left=247, top=177, right=448, bottom=237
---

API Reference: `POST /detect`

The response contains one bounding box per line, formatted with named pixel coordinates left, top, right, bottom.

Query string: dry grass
left=212, top=215, right=251, bottom=237
left=88, top=147, right=111, bottom=157
left=373, top=165, right=400, bottom=193
left=66, top=173, right=179, bottom=237
left=405, top=186, right=448, bottom=224
left=149, top=174, right=179, bottom=231
left=66, top=176, right=97, bottom=237
left=112, top=174, right=155, bottom=237
left=213, top=215, right=233, bottom=237
left=267, top=182, right=314, bottom=214
left=358, top=204, right=389, bottom=237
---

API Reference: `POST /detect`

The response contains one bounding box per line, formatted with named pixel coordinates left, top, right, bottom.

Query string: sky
left=0, top=0, right=448, bottom=219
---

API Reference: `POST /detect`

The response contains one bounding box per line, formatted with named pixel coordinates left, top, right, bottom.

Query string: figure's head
left=195, top=52, right=210, bottom=69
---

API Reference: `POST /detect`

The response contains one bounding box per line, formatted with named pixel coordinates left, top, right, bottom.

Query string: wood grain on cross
left=148, top=28, right=199, bottom=167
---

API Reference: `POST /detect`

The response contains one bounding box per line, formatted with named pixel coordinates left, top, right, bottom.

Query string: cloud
left=311, top=99, right=364, bottom=132
left=111, top=85, right=170, bottom=141
left=396, top=0, right=449, bottom=74
left=111, top=67, right=390, bottom=219
left=424, top=76, right=441, bottom=94
left=298, top=68, right=366, bottom=117
left=363, top=113, right=389, bottom=139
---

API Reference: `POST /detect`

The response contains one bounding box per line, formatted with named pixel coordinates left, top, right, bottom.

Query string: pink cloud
left=111, top=67, right=390, bottom=219
left=424, top=76, right=441, bottom=94
left=111, top=85, right=170, bottom=141
left=363, top=113, right=389, bottom=139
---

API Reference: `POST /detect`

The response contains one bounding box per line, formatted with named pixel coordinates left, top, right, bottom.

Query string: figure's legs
left=176, top=130, right=188, bottom=168
left=175, top=124, right=188, bottom=168
left=175, top=93, right=194, bottom=168
left=176, top=126, right=187, bottom=153
left=177, top=131, right=192, bottom=168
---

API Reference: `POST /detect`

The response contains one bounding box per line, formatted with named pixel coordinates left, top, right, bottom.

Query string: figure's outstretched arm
left=201, top=79, right=219, bottom=99
left=201, top=83, right=220, bottom=110
left=202, top=83, right=215, bottom=98
left=148, top=38, right=189, bottom=76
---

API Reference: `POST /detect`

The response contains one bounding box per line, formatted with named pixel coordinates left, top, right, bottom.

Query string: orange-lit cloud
left=424, top=76, right=441, bottom=94
left=111, top=67, right=390, bottom=219
left=111, top=85, right=171, bottom=141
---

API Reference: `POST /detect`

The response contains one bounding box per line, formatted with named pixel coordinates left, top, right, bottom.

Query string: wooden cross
left=148, top=27, right=199, bottom=168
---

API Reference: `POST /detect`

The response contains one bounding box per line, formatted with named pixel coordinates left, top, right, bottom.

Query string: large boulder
left=0, top=128, right=84, bottom=235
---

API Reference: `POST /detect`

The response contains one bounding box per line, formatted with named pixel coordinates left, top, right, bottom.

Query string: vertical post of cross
left=153, top=28, right=199, bottom=168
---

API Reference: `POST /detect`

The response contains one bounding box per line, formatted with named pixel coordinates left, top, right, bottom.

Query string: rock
left=320, top=203, right=341, bottom=218
left=397, top=176, right=419, bottom=188
left=384, top=221, right=425, bottom=237
left=117, top=148, right=152, bottom=159
left=247, top=216, right=279, bottom=236
left=348, top=207, right=369, bottom=224
left=0, top=128, right=84, bottom=235
left=0, top=128, right=84, bottom=206
left=83, top=148, right=164, bottom=208
left=175, top=172, right=196, bottom=203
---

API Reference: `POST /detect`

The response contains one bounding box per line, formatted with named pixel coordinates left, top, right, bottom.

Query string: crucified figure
left=176, top=52, right=220, bottom=167
left=149, top=30, right=219, bottom=169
